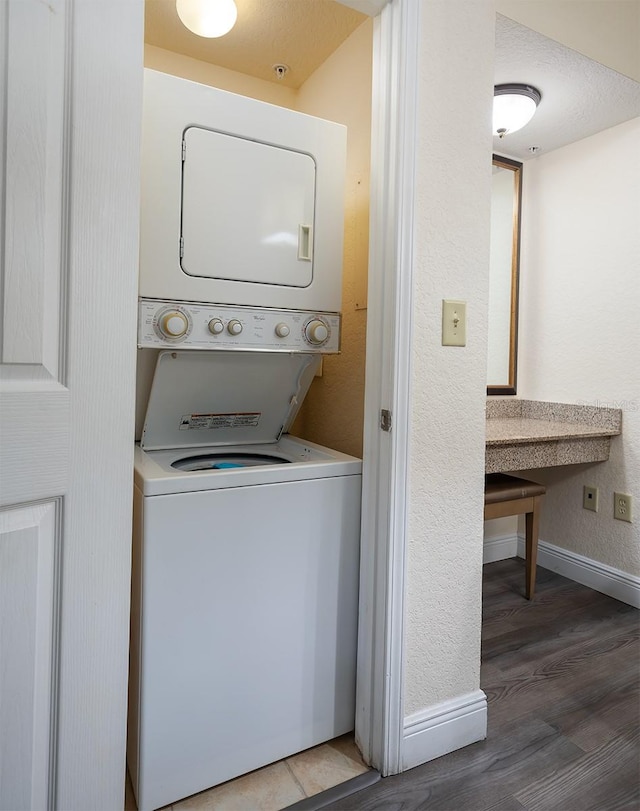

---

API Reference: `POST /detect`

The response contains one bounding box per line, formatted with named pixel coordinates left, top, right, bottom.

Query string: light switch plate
left=583, top=485, right=598, bottom=512
left=442, top=300, right=466, bottom=346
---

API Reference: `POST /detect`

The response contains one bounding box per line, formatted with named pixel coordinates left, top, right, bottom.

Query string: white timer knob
left=159, top=311, right=188, bottom=338
left=227, top=319, right=243, bottom=336
left=305, top=319, right=329, bottom=345
left=275, top=323, right=290, bottom=338
left=208, top=318, right=224, bottom=335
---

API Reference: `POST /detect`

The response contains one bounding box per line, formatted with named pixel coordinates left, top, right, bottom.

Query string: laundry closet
left=128, top=8, right=374, bottom=811
left=136, top=11, right=373, bottom=458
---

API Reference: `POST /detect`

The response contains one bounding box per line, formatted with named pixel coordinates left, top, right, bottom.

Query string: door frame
left=346, top=0, right=420, bottom=776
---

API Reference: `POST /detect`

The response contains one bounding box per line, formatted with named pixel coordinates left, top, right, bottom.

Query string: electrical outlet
left=613, top=492, right=633, bottom=523
left=583, top=485, right=599, bottom=512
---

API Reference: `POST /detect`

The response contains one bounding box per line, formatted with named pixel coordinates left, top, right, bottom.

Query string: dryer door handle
left=297, top=224, right=313, bottom=262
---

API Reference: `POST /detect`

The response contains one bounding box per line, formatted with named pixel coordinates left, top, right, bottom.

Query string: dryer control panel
left=138, top=299, right=341, bottom=353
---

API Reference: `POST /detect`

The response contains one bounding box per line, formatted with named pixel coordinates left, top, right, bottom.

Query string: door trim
left=356, top=0, right=420, bottom=776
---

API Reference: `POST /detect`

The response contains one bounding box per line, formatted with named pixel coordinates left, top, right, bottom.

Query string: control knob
left=275, top=323, right=290, bottom=338
left=305, top=319, right=329, bottom=345
left=227, top=319, right=243, bottom=336
left=158, top=310, right=189, bottom=339
left=208, top=318, right=224, bottom=335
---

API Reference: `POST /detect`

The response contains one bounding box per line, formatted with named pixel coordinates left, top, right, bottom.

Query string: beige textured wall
left=517, top=118, right=640, bottom=576
left=404, top=0, right=494, bottom=715
left=291, top=20, right=373, bottom=458
left=144, top=44, right=297, bottom=107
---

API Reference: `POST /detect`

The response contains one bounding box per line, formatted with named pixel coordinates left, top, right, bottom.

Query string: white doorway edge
left=355, top=0, right=419, bottom=777
left=355, top=0, right=493, bottom=778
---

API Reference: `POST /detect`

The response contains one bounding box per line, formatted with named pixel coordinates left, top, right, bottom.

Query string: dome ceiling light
left=493, top=84, right=541, bottom=139
left=176, top=0, right=238, bottom=38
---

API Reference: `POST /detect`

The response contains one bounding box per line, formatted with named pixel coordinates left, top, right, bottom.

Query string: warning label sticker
left=179, top=413, right=261, bottom=430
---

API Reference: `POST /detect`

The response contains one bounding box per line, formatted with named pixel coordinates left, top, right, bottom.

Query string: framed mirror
left=487, top=154, right=522, bottom=395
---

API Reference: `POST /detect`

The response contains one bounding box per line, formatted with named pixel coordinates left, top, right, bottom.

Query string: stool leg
left=525, top=495, right=541, bottom=599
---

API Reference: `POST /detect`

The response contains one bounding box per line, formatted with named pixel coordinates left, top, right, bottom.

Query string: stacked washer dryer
left=127, top=70, right=362, bottom=811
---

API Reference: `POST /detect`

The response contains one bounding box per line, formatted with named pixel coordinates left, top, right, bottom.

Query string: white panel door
left=0, top=503, right=58, bottom=811
left=0, top=0, right=142, bottom=808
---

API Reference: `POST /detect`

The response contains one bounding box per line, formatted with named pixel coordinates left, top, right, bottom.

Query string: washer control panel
left=138, top=299, right=341, bottom=353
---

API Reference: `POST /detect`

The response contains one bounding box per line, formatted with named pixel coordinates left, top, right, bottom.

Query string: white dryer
left=127, top=350, right=362, bottom=811
left=139, top=69, right=347, bottom=313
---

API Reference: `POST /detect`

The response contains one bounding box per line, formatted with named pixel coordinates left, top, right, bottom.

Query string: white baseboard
left=483, top=532, right=639, bottom=608
left=483, top=533, right=518, bottom=564
left=516, top=537, right=640, bottom=609
left=402, top=690, right=487, bottom=771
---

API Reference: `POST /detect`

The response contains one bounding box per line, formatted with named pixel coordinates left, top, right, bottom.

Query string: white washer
left=127, top=350, right=362, bottom=811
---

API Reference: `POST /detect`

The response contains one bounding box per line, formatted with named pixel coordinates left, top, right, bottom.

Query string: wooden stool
left=484, top=474, right=546, bottom=599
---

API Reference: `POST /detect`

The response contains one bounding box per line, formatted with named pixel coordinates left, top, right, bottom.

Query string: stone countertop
left=485, top=399, right=622, bottom=473
left=486, top=416, right=621, bottom=446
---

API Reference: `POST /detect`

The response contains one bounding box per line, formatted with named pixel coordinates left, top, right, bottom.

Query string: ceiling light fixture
left=176, top=0, right=238, bottom=38
left=493, top=84, right=541, bottom=139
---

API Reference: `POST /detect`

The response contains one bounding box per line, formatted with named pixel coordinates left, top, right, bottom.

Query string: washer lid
left=141, top=350, right=321, bottom=451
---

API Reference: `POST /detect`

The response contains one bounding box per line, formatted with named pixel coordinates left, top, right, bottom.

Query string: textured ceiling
left=144, top=0, right=367, bottom=89
left=494, top=14, right=640, bottom=161
left=145, top=4, right=640, bottom=158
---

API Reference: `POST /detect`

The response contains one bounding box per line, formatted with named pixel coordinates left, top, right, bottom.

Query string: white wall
left=496, top=0, right=640, bottom=82
left=517, top=117, right=640, bottom=575
left=404, top=0, right=493, bottom=714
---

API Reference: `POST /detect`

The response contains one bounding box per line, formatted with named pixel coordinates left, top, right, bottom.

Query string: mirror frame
left=488, top=154, right=522, bottom=396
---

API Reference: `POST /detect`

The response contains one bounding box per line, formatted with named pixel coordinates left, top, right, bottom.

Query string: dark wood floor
left=328, top=559, right=640, bottom=811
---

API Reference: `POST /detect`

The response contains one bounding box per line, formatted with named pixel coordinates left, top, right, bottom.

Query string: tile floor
left=125, top=734, right=370, bottom=811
